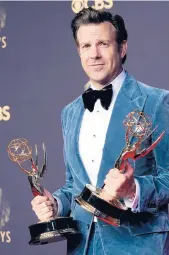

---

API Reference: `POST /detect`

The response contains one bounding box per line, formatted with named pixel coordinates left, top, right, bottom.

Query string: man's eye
left=82, top=44, right=90, bottom=49
left=100, top=42, right=108, bottom=47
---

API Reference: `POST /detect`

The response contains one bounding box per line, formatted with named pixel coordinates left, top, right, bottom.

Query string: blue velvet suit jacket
left=53, top=72, right=169, bottom=255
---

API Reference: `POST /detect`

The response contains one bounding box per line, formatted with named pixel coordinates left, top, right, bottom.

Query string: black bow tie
left=82, top=84, right=113, bottom=112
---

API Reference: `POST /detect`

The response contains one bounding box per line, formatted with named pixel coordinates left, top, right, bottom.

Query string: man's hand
left=102, top=162, right=136, bottom=202
left=31, top=189, right=58, bottom=222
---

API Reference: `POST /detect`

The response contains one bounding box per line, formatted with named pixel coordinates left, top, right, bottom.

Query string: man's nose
left=90, top=45, right=101, bottom=59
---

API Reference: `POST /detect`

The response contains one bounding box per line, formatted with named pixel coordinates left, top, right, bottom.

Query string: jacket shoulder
left=61, top=96, right=82, bottom=130
left=62, top=95, right=82, bottom=116
left=137, top=80, right=169, bottom=99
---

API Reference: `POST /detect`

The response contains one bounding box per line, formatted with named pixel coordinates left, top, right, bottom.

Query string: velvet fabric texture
left=53, top=72, right=169, bottom=255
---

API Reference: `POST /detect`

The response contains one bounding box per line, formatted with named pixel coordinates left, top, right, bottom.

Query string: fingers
left=38, top=205, right=53, bottom=216
left=31, top=195, right=50, bottom=206
left=103, top=164, right=135, bottom=198
left=104, top=168, right=128, bottom=187
left=106, top=165, right=134, bottom=182
left=107, top=168, right=120, bottom=177
left=102, top=185, right=117, bottom=199
left=32, top=198, right=53, bottom=212
left=100, top=189, right=115, bottom=202
left=31, top=193, right=57, bottom=221
left=123, top=161, right=134, bottom=179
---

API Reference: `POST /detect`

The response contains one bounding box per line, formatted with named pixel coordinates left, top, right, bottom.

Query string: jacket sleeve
left=53, top=107, right=73, bottom=217
left=135, top=92, right=169, bottom=213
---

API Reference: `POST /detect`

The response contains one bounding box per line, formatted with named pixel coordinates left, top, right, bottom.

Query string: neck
left=90, top=68, right=123, bottom=90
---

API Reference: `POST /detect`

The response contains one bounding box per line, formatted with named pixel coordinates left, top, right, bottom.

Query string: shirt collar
left=90, top=70, right=126, bottom=98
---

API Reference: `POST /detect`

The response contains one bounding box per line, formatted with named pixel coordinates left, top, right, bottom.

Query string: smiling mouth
left=89, top=64, right=105, bottom=68
left=89, top=64, right=105, bottom=72
left=90, top=64, right=104, bottom=66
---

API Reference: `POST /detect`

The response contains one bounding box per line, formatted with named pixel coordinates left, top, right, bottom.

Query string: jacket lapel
left=66, top=97, right=91, bottom=185
left=96, top=73, right=148, bottom=187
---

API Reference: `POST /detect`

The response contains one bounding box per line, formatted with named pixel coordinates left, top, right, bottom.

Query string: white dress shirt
left=79, top=70, right=140, bottom=212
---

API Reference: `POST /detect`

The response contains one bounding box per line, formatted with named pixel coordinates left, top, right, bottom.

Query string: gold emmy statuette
left=7, top=138, right=79, bottom=245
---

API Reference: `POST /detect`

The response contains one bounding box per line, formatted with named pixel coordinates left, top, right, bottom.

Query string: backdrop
left=0, top=1, right=169, bottom=254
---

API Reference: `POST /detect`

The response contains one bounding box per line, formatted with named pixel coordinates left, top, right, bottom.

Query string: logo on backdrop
left=0, top=106, right=11, bottom=121
left=0, top=7, right=7, bottom=49
left=71, top=0, right=113, bottom=13
left=0, top=188, right=11, bottom=243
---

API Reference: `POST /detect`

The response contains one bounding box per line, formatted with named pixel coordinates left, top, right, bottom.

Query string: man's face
left=77, top=22, right=127, bottom=88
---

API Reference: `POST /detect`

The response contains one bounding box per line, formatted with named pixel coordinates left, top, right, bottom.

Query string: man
left=31, top=8, right=169, bottom=255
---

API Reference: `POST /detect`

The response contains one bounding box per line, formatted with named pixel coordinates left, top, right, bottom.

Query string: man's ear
left=120, top=40, right=128, bottom=59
